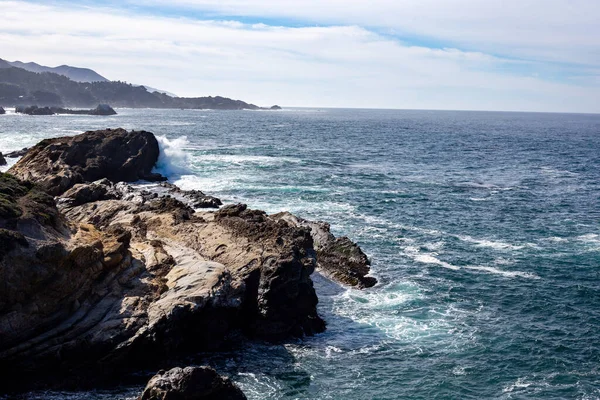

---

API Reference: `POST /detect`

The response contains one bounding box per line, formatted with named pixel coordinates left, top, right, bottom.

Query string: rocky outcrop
left=269, top=105, right=282, bottom=110
left=15, top=105, right=54, bottom=115
left=92, top=104, right=117, bottom=115
left=0, top=128, right=372, bottom=393
left=0, top=106, right=5, bottom=115
left=139, top=367, right=246, bottom=400
left=50, top=104, right=117, bottom=116
left=0, top=152, right=6, bottom=166
left=0, top=176, right=324, bottom=390
left=9, top=128, right=166, bottom=195
left=274, top=212, right=376, bottom=288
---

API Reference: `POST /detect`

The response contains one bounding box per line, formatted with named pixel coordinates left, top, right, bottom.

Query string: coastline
left=0, top=128, right=374, bottom=397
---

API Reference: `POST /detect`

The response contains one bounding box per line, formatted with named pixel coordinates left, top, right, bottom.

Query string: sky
left=1, top=0, right=599, bottom=112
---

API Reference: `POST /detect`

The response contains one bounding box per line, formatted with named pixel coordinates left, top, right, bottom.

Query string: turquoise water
left=1, top=108, right=599, bottom=399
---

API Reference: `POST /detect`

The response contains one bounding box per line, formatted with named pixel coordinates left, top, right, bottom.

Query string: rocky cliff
left=0, top=128, right=374, bottom=393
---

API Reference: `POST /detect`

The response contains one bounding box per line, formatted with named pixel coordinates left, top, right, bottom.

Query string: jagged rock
left=0, top=177, right=324, bottom=391
left=0, top=152, right=6, bottom=166
left=273, top=212, right=376, bottom=288
left=139, top=366, right=246, bottom=400
left=9, top=128, right=166, bottom=195
left=0, top=106, right=5, bottom=115
left=0, top=129, right=376, bottom=393
left=157, top=182, right=222, bottom=209
left=4, top=148, right=29, bottom=158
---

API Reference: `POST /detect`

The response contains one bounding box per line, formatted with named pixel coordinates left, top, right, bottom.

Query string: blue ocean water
left=1, top=108, right=599, bottom=399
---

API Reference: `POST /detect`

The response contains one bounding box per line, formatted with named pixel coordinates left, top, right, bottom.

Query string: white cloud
left=0, top=0, right=598, bottom=112
left=132, top=0, right=600, bottom=66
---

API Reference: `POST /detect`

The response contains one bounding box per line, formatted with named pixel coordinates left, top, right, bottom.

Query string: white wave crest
left=405, top=248, right=538, bottom=279
left=153, top=135, right=191, bottom=177
left=457, top=235, right=527, bottom=251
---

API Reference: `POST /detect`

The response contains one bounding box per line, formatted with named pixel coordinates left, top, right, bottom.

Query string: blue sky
left=1, top=0, right=599, bottom=112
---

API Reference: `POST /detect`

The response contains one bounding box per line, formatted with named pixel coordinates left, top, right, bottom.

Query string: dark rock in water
left=92, top=104, right=117, bottom=115
left=0, top=106, right=5, bottom=115
left=270, top=105, right=282, bottom=110
left=15, top=105, right=54, bottom=115
left=9, top=128, right=166, bottom=195
left=273, top=212, right=376, bottom=288
left=14, top=104, right=117, bottom=116
left=4, top=148, right=29, bottom=158
left=51, top=104, right=117, bottom=116
left=0, top=152, right=6, bottom=166
left=139, top=366, right=247, bottom=400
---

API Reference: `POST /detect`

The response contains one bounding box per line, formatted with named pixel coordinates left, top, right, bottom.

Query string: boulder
left=9, top=128, right=166, bottom=195
left=139, top=367, right=246, bottom=400
left=0, top=152, right=6, bottom=166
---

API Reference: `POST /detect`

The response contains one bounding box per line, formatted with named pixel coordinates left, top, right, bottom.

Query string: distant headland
left=0, top=58, right=281, bottom=110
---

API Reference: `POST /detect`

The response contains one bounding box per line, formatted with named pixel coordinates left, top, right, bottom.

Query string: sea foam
left=153, top=135, right=191, bottom=177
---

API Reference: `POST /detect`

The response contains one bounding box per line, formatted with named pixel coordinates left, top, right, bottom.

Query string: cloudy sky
left=1, top=0, right=599, bottom=112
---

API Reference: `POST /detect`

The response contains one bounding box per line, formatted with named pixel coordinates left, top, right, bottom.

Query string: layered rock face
left=274, top=212, right=376, bottom=288
left=139, top=366, right=247, bottom=400
left=0, top=128, right=374, bottom=393
left=9, top=128, right=166, bottom=195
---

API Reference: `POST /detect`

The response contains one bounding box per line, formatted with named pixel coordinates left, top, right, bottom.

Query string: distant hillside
left=0, top=66, right=276, bottom=110
left=1, top=59, right=108, bottom=82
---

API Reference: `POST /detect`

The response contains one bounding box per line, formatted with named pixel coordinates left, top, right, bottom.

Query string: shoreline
left=0, top=128, right=375, bottom=397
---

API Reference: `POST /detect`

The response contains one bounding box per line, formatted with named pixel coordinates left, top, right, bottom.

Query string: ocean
left=1, top=108, right=599, bottom=399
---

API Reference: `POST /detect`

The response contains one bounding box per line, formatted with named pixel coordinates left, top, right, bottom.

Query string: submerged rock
left=9, top=128, right=166, bottom=195
left=139, top=366, right=246, bottom=400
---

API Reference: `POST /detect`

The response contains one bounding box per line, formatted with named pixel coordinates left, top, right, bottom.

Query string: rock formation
left=9, top=128, right=166, bottom=195
left=0, top=152, right=6, bottom=166
left=0, top=106, right=5, bottom=114
left=15, top=104, right=117, bottom=116
left=139, top=366, right=246, bottom=400
left=274, top=213, right=376, bottom=288
left=0, top=128, right=373, bottom=394
left=15, top=105, right=54, bottom=115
